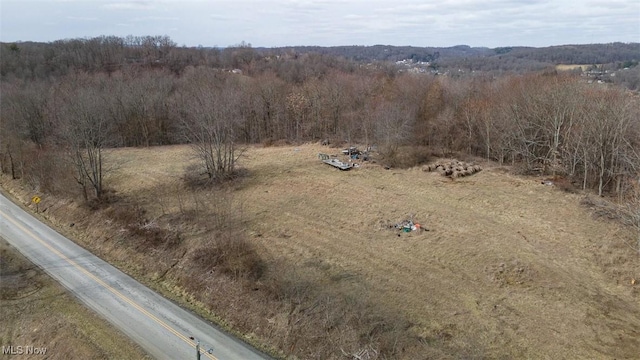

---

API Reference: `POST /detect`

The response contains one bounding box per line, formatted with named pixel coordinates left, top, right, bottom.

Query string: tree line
left=1, top=36, right=639, bottom=202
left=4, top=38, right=638, bottom=81
left=270, top=42, right=640, bottom=67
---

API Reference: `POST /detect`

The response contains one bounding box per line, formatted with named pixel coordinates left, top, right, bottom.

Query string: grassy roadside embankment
left=0, top=238, right=149, bottom=360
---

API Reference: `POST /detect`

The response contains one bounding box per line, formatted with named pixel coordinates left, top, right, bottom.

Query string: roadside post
left=189, top=336, right=214, bottom=360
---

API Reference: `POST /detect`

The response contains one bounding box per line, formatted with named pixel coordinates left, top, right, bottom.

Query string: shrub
left=128, top=221, right=181, bottom=249
left=553, top=176, right=577, bottom=193
left=183, top=163, right=249, bottom=190
left=383, top=146, right=432, bottom=169
left=85, top=188, right=119, bottom=210
left=260, top=259, right=420, bottom=359
left=104, top=201, right=181, bottom=249
left=192, top=231, right=264, bottom=280
left=261, top=137, right=275, bottom=147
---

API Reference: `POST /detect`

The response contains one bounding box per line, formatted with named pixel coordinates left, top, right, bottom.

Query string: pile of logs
left=423, top=160, right=482, bottom=178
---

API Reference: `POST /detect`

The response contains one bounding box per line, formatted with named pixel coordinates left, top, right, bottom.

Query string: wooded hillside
left=2, top=36, right=638, bottom=201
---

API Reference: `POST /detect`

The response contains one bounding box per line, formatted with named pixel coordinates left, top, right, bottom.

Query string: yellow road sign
left=32, top=195, right=41, bottom=204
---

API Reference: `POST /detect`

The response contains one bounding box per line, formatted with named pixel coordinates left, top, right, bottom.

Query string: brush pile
left=423, top=160, right=482, bottom=178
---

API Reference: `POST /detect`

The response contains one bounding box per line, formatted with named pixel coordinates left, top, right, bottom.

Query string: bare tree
left=57, top=78, right=113, bottom=201
left=285, top=90, right=310, bottom=141
left=374, top=100, right=414, bottom=158
left=2, top=81, right=52, bottom=145
left=256, top=73, right=287, bottom=142
left=536, top=78, right=580, bottom=176
left=177, top=69, right=243, bottom=181
left=109, top=69, right=175, bottom=147
left=582, top=89, right=634, bottom=196
left=415, top=76, right=445, bottom=147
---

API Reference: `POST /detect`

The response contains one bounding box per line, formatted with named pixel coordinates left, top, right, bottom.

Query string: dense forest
left=1, top=36, right=638, bottom=201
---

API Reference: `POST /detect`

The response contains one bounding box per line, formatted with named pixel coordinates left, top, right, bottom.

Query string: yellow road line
left=0, top=208, right=217, bottom=360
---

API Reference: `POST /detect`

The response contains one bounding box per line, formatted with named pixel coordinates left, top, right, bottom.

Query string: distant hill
left=259, top=44, right=494, bottom=62
left=2, top=36, right=638, bottom=80
left=261, top=43, right=639, bottom=64
left=259, top=42, right=640, bottom=72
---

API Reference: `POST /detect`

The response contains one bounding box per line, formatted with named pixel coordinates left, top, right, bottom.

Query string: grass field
left=107, top=144, right=640, bottom=358
left=0, top=239, right=149, bottom=360
left=555, top=64, right=595, bottom=71
left=3, top=143, right=638, bottom=359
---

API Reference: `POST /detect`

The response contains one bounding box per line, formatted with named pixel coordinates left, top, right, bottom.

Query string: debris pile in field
left=384, top=216, right=429, bottom=236
left=318, top=145, right=374, bottom=171
left=423, top=160, right=482, bottom=178
left=393, top=219, right=422, bottom=232
left=341, top=146, right=371, bottom=161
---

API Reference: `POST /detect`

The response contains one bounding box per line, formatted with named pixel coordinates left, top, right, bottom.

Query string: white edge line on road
left=0, top=207, right=217, bottom=360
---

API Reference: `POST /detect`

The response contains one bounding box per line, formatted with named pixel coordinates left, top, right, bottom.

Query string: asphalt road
left=0, top=193, right=270, bottom=360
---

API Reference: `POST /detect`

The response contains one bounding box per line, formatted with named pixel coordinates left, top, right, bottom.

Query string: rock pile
left=423, top=160, right=482, bottom=178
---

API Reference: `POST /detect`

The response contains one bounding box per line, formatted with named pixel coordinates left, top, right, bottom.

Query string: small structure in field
left=319, top=146, right=368, bottom=171
left=323, top=158, right=353, bottom=170
left=342, top=146, right=361, bottom=156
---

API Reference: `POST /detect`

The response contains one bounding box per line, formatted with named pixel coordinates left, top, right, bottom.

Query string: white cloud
left=1, top=0, right=638, bottom=47
left=131, top=16, right=179, bottom=22
left=102, top=1, right=155, bottom=10
left=66, top=16, right=99, bottom=21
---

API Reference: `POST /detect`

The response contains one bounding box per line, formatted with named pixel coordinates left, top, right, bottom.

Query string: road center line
left=0, top=207, right=217, bottom=360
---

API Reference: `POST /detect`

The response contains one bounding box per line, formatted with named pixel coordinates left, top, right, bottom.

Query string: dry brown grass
left=556, top=64, right=595, bottom=71
left=110, top=144, right=640, bottom=358
left=0, top=239, right=149, bottom=360
left=233, top=145, right=639, bottom=358
left=3, top=143, right=639, bottom=359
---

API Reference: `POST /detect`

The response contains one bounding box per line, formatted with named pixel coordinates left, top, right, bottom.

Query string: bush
left=262, top=138, right=291, bottom=147
left=104, top=201, right=144, bottom=223
left=383, top=146, right=433, bottom=169
left=553, top=176, right=577, bottom=193
left=580, top=195, right=622, bottom=221
left=260, top=259, right=420, bottom=359
left=128, top=221, right=181, bottom=249
left=104, top=201, right=181, bottom=249
left=192, top=231, right=264, bottom=280
left=85, top=188, right=119, bottom=210
left=183, top=163, right=249, bottom=190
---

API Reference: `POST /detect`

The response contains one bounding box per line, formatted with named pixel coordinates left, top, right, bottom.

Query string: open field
left=555, top=64, right=595, bottom=71
left=108, top=144, right=640, bottom=359
left=0, top=238, right=149, bottom=360
left=2, top=143, right=639, bottom=359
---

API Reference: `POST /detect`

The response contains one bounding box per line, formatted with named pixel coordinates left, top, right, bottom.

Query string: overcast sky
left=1, top=0, right=639, bottom=48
